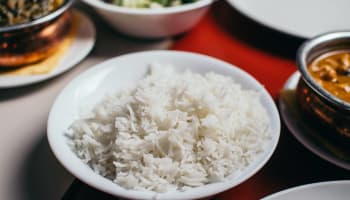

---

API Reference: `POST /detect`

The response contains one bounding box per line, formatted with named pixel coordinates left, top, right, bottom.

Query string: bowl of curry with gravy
left=296, top=31, right=350, bottom=142
left=0, top=0, right=74, bottom=67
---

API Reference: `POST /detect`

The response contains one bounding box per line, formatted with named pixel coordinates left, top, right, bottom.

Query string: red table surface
left=63, top=1, right=350, bottom=199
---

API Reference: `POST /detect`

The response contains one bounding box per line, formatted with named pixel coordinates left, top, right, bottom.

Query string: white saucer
left=227, top=0, right=350, bottom=38
left=0, top=10, right=96, bottom=89
left=278, top=72, right=350, bottom=170
left=262, top=180, right=350, bottom=200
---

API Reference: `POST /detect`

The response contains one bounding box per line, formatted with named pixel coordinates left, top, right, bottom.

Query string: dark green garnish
left=0, top=0, right=64, bottom=26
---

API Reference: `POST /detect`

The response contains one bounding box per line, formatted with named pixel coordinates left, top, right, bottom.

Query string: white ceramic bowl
left=47, top=50, right=280, bottom=200
left=262, top=181, right=350, bottom=200
left=81, top=0, right=214, bottom=38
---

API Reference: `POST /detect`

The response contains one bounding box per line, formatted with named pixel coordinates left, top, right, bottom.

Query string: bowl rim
left=81, top=0, right=214, bottom=15
left=47, top=50, right=281, bottom=200
left=296, top=31, right=350, bottom=111
left=0, top=0, right=74, bottom=33
left=261, top=180, right=350, bottom=200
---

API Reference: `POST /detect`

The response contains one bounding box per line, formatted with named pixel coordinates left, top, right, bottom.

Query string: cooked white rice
left=66, top=64, right=271, bottom=192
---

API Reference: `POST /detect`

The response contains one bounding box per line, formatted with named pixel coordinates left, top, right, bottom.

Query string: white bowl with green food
left=81, top=0, right=214, bottom=38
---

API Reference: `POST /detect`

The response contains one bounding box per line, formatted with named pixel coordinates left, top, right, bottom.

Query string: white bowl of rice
left=80, top=0, right=214, bottom=38
left=47, top=50, right=280, bottom=200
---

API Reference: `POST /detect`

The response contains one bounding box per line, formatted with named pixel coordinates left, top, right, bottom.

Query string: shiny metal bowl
left=296, top=31, right=350, bottom=140
left=0, top=0, right=74, bottom=67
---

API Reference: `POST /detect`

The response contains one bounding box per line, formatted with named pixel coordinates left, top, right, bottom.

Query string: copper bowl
left=296, top=31, right=350, bottom=142
left=0, top=0, right=74, bottom=67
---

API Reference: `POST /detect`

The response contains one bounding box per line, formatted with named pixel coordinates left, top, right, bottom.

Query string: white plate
left=47, top=50, right=281, bottom=200
left=262, top=181, right=350, bottom=200
left=227, top=0, right=350, bottom=38
left=0, top=10, right=96, bottom=88
left=278, top=72, right=350, bottom=170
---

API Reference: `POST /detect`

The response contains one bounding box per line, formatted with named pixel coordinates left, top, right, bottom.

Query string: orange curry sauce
left=308, top=51, right=350, bottom=103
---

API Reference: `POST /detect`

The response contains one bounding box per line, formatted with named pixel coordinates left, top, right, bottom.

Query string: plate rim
left=226, top=0, right=350, bottom=39
left=261, top=180, right=350, bottom=200
left=279, top=71, right=350, bottom=170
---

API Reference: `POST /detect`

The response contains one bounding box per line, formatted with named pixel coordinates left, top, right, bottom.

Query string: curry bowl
left=0, top=0, right=74, bottom=67
left=296, top=31, right=350, bottom=142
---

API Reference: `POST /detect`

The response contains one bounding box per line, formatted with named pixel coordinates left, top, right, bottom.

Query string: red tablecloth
left=63, top=1, right=350, bottom=199
left=172, top=1, right=298, bottom=100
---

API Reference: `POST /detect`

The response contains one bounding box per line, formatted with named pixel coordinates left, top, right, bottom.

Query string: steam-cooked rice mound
left=67, top=64, right=271, bottom=192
